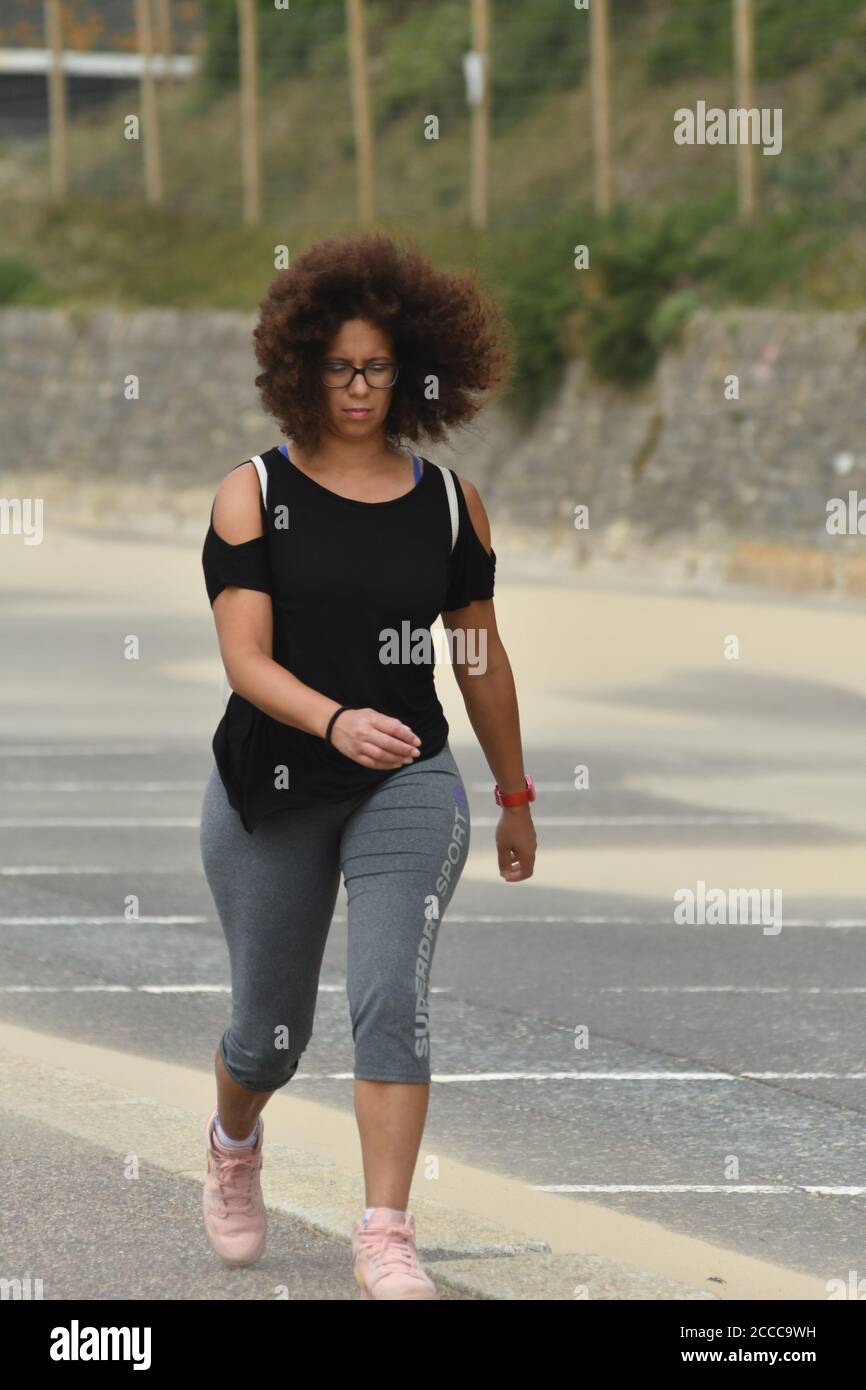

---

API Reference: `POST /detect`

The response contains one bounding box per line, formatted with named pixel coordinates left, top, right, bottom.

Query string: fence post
left=468, top=0, right=490, bottom=230
left=43, top=0, right=68, bottom=200
left=589, top=0, right=613, bottom=216
left=155, top=0, right=173, bottom=88
left=237, top=0, right=262, bottom=225
left=346, top=0, right=375, bottom=227
left=134, top=0, right=163, bottom=204
left=733, top=0, right=757, bottom=223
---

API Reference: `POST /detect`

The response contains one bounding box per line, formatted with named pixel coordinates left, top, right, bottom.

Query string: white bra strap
left=435, top=462, right=459, bottom=553
left=250, top=454, right=268, bottom=509
left=221, top=455, right=267, bottom=707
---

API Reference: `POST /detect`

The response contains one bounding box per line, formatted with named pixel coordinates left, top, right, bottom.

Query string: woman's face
left=320, top=318, right=397, bottom=445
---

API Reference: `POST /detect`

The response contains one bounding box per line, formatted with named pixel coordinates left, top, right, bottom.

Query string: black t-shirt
left=201, top=445, right=496, bottom=832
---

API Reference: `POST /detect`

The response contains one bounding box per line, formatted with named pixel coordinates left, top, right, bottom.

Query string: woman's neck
left=289, top=436, right=408, bottom=480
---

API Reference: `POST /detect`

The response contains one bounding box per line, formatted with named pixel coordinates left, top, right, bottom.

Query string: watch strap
left=494, top=774, right=535, bottom=807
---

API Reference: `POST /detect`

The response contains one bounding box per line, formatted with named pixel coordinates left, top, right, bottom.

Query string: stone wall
left=3, top=305, right=866, bottom=560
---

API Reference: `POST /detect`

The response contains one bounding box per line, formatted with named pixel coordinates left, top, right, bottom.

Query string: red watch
left=494, top=774, right=536, bottom=807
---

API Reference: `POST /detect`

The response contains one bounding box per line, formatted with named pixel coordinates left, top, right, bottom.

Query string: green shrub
left=491, top=0, right=651, bottom=134
left=0, top=257, right=44, bottom=303
left=648, top=290, right=700, bottom=348
left=692, top=210, right=820, bottom=302
left=373, top=1, right=466, bottom=127
left=821, top=12, right=866, bottom=111
left=584, top=207, right=703, bottom=384
left=647, top=0, right=864, bottom=84
left=202, top=0, right=345, bottom=98
left=482, top=221, right=584, bottom=420
left=490, top=0, right=589, bottom=135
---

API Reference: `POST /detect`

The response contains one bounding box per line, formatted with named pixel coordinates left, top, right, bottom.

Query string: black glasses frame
left=320, top=362, right=400, bottom=389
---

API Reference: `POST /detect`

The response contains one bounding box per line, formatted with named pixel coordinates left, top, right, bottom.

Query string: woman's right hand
left=326, top=708, right=421, bottom=768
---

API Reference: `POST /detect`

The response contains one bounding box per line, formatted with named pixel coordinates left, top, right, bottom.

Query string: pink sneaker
left=351, top=1208, right=439, bottom=1300
left=202, top=1108, right=266, bottom=1267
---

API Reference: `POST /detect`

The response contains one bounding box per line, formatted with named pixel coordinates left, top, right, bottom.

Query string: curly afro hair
left=252, top=232, right=514, bottom=452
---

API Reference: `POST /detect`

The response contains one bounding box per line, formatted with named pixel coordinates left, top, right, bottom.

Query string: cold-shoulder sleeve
left=202, top=505, right=272, bottom=607
left=443, top=470, right=496, bottom=611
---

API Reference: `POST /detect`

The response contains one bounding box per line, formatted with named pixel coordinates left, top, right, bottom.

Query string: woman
left=199, top=231, right=537, bottom=1300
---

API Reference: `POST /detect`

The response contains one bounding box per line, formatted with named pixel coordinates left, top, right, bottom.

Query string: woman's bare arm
left=442, top=477, right=536, bottom=880
left=441, top=477, right=528, bottom=792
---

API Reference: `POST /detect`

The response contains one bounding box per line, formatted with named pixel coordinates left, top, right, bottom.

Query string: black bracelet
left=324, top=705, right=354, bottom=745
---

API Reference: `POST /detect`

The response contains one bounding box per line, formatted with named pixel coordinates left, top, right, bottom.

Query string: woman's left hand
left=496, top=807, right=537, bottom=881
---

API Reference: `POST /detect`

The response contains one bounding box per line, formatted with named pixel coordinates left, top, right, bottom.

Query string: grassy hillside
left=1, top=0, right=865, bottom=420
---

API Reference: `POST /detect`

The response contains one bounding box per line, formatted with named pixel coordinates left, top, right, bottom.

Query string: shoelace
left=211, top=1150, right=260, bottom=1217
left=357, top=1224, right=417, bottom=1274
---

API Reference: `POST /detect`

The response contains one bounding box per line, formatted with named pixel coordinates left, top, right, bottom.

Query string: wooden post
left=469, top=0, right=490, bottom=230
left=155, top=0, right=173, bottom=88
left=346, top=0, right=375, bottom=227
left=589, top=0, right=612, bottom=215
left=134, top=0, right=163, bottom=204
left=238, top=0, right=262, bottom=225
left=733, top=0, right=757, bottom=223
left=43, top=0, right=67, bottom=200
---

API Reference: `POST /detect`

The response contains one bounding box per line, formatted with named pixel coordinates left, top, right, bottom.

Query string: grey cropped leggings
left=199, top=742, right=470, bottom=1090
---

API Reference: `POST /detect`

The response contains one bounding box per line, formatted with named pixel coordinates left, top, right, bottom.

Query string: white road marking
left=0, top=983, right=451, bottom=995
left=471, top=815, right=799, bottom=827
left=0, top=866, right=179, bottom=875
left=535, top=1184, right=866, bottom=1195
left=0, top=766, right=816, bottom=811
left=2, top=911, right=866, bottom=930
left=0, top=815, right=806, bottom=829
left=418, top=915, right=866, bottom=928
left=0, top=916, right=207, bottom=926
left=0, top=745, right=167, bottom=756
left=0, top=819, right=201, bottom=828
left=0, top=973, right=858, bottom=1001
left=0, top=781, right=204, bottom=792
left=599, top=985, right=866, bottom=994
left=0, top=763, right=741, bottom=793
left=0, top=984, right=228, bottom=993
left=292, top=1069, right=866, bottom=1082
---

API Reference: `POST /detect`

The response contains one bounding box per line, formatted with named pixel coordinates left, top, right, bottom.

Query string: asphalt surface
left=2, top=542, right=865, bottom=1298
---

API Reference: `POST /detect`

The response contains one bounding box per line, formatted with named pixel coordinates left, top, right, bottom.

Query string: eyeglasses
left=320, top=361, right=399, bottom=389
